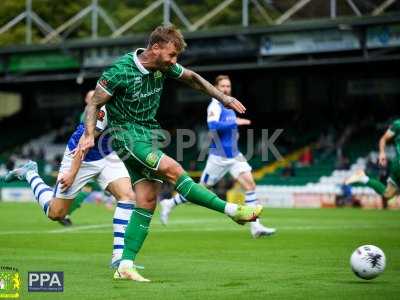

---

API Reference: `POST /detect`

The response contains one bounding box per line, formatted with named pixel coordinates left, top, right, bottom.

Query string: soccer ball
left=350, top=245, right=386, bottom=280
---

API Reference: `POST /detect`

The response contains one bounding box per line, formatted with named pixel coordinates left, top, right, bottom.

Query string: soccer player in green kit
left=346, top=119, right=400, bottom=209
left=76, top=25, right=263, bottom=282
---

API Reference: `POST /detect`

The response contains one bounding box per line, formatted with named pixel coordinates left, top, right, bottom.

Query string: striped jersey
left=97, top=48, right=184, bottom=142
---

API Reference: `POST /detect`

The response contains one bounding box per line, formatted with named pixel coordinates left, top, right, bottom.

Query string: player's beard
left=156, top=57, right=170, bottom=71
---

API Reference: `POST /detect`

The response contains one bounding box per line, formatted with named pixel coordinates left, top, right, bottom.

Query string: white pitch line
left=0, top=223, right=398, bottom=236
left=50, top=224, right=110, bottom=233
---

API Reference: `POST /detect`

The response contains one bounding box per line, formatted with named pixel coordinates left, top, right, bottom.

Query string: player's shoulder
left=209, top=98, right=221, bottom=106
left=390, top=119, right=400, bottom=130
left=110, top=52, right=133, bottom=69
left=208, top=98, right=221, bottom=109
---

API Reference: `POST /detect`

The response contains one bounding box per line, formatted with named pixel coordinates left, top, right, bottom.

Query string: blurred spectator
left=37, top=147, right=46, bottom=160
left=299, top=146, right=313, bottom=166
left=6, top=158, right=15, bottom=171
left=336, top=184, right=353, bottom=207
left=366, top=154, right=379, bottom=174
left=314, top=129, right=335, bottom=159
left=281, top=163, right=296, bottom=177
left=336, top=153, right=350, bottom=170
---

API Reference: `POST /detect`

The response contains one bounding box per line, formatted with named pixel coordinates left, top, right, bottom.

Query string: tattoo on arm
left=84, top=86, right=111, bottom=136
left=180, top=70, right=227, bottom=104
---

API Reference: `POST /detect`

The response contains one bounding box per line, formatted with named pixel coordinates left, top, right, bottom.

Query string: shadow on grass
left=337, top=280, right=389, bottom=285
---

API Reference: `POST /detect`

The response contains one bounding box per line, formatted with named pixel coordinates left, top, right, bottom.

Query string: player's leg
left=346, top=169, right=385, bottom=194
left=158, top=154, right=263, bottom=224
left=121, top=140, right=262, bottom=224
left=235, top=170, right=276, bottom=238
left=159, top=154, right=227, bottom=225
left=116, top=179, right=160, bottom=282
left=3, top=160, right=72, bottom=219
left=96, top=152, right=137, bottom=267
left=105, top=177, right=135, bottom=267
left=159, top=192, right=187, bottom=224
left=345, top=169, right=398, bottom=208
left=46, top=197, right=74, bottom=220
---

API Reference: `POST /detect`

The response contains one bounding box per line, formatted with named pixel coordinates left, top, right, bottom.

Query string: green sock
left=121, top=208, right=153, bottom=261
left=175, top=173, right=226, bottom=213
left=68, top=191, right=89, bottom=215
left=366, top=179, right=386, bottom=196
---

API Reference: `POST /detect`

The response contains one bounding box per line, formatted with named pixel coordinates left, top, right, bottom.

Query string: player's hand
left=236, top=118, right=251, bottom=126
left=74, top=133, right=95, bottom=160
left=378, top=152, right=387, bottom=167
left=223, top=96, right=246, bottom=114
left=58, top=171, right=76, bottom=192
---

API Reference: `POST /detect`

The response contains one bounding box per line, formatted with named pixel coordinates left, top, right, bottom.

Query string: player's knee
left=48, top=206, right=67, bottom=221
left=164, top=161, right=184, bottom=182
left=241, top=179, right=256, bottom=191
left=126, top=190, right=136, bottom=201
left=383, top=188, right=396, bottom=199
left=136, top=193, right=157, bottom=209
left=249, top=181, right=256, bottom=190
left=115, top=189, right=135, bottom=201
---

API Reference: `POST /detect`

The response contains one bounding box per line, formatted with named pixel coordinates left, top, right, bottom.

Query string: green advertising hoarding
left=8, top=51, right=79, bottom=73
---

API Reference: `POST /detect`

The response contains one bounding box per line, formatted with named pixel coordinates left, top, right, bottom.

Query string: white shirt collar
left=133, top=48, right=150, bottom=75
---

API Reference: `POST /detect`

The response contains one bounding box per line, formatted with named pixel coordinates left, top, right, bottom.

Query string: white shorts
left=200, top=153, right=252, bottom=186
left=55, top=150, right=130, bottom=199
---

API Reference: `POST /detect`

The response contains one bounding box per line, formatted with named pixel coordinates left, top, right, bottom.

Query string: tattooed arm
left=76, top=86, right=111, bottom=158
left=179, top=69, right=246, bottom=114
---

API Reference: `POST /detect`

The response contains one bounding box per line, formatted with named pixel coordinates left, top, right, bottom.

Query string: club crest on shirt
left=97, top=110, right=105, bottom=121
left=154, top=71, right=162, bottom=79
left=99, top=79, right=108, bottom=87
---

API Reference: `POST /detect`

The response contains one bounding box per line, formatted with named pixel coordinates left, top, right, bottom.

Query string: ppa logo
left=28, top=272, right=63, bottom=292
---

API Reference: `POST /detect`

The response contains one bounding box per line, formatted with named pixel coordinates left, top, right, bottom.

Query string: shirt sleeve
left=97, top=64, right=122, bottom=96
left=207, top=100, right=222, bottom=123
left=389, top=120, right=400, bottom=135
left=165, top=63, right=185, bottom=79
left=95, top=106, right=108, bottom=132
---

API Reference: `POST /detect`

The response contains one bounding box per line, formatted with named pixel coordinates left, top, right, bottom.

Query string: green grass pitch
left=0, top=202, right=399, bottom=299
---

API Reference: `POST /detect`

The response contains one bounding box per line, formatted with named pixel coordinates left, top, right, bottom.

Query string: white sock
left=245, top=190, right=258, bottom=206
left=119, top=259, right=133, bottom=270
left=360, top=174, right=369, bottom=184
left=245, top=190, right=261, bottom=226
left=224, top=202, right=239, bottom=217
left=112, top=200, right=134, bottom=262
left=26, top=170, right=53, bottom=216
left=172, top=193, right=187, bottom=206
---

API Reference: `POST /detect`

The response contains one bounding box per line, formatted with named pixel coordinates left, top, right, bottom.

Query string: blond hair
left=214, top=75, right=231, bottom=86
left=148, top=25, right=187, bottom=52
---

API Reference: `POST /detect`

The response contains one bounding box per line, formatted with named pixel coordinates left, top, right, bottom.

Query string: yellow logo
left=145, top=152, right=159, bottom=168
left=0, top=267, right=20, bottom=298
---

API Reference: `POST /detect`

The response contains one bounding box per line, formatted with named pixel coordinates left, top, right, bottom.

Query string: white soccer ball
left=350, top=245, right=386, bottom=280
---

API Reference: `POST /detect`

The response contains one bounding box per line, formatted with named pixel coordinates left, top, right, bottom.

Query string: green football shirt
left=97, top=48, right=184, bottom=142
left=389, top=119, right=400, bottom=158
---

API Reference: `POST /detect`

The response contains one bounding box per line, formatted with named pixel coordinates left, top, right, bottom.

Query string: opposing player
left=346, top=118, right=400, bottom=208
left=77, top=25, right=264, bottom=282
left=160, top=75, right=276, bottom=238
left=3, top=91, right=136, bottom=267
